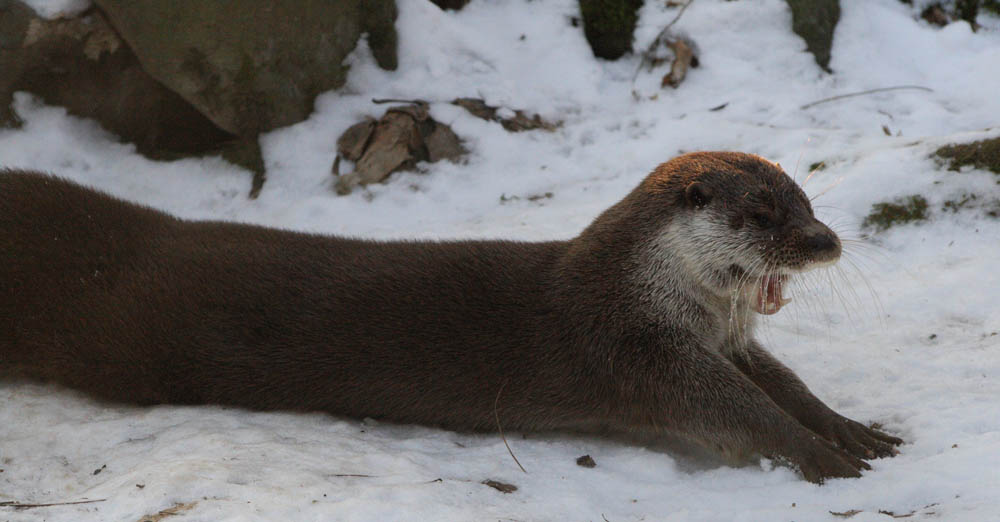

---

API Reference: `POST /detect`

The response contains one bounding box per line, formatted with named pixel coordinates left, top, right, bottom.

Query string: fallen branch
left=0, top=499, right=106, bottom=510
left=800, top=86, right=933, bottom=110
left=371, top=98, right=428, bottom=105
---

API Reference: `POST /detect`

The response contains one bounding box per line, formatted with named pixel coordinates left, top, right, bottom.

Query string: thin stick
left=800, top=86, right=933, bottom=110
left=632, top=0, right=696, bottom=83
left=494, top=380, right=527, bottom=473
left=1, top=499, right=106, bottom=510
left=371, top=98, right=428, bottom=105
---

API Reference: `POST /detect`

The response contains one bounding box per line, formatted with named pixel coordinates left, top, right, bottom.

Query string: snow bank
left=2, top=0, right=999, bottom=520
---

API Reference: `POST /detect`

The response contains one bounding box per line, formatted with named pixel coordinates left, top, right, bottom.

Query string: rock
left=576, top=454, right=597, bottom=468
left=429, top=0, right=470, bottom=10
left=579, top=0, right=643, bottom=60
left=220, top=138, right=267, bottom=199
left=0, top=1, right=234, bottom=156
left=786, top=0, right=840, bottom=72
left=93, top=0, right=398, bottom=136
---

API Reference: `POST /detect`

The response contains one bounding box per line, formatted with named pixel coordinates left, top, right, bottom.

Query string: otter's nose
left=804, top=231, right=838, bottom=254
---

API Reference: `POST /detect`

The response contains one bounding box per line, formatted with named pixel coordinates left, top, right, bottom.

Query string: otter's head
left=645, top=152, right=841, bottom=315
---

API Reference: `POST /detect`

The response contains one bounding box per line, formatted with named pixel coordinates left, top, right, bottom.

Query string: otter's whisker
left=833, top=263, right=866, bottom=316
left=809, top=176, right=846, bottom=202
left=840, top=252, right=886, bottom=325
left=824, top=266, right=858, bottom=324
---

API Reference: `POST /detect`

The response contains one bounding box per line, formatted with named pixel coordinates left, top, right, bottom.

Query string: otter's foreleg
left=638, top=348, right=869, bottom=483
left=729, top=342, right=902, bottom=459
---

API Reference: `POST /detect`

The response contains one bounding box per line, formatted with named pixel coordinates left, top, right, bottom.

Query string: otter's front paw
left=779, top=431, right=871, bottom=484
left=805, top=411, right=903, bottom=460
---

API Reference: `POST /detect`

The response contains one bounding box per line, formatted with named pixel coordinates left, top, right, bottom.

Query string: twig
left=371, top=98, right=427, bottom=105
left=494, top=380, right=527, bottom=473
left=799, top=86, right=933, bottom=110
left=632, top=0, right=695, bottom=83
left=0, top=499, right=106, bottom=510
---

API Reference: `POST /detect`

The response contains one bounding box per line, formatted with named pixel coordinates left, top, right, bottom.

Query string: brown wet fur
left=0, top=152, right=901, bottom=483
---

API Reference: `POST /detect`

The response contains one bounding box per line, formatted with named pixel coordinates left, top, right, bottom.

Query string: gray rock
left=93, top=0, right=398, bottom=136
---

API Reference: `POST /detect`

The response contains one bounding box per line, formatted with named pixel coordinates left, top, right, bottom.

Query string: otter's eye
left=685, top=182, right=712, bottom=208
left=753, top=212, right=775, bottom=228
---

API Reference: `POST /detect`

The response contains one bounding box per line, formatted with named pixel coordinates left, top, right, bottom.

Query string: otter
left=0, top=152, right=901, bottom=483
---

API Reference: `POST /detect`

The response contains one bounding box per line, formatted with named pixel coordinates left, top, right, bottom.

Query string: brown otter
left=0, top=152, right=901, bottom=483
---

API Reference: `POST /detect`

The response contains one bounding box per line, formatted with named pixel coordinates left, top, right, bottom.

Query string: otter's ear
left=685, top=182, right=712, bottom=208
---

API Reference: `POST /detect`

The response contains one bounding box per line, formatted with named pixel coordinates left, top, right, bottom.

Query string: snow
left=2, top=0, right=1000, bottom=519
left=20, top=0, right=91, bottom=19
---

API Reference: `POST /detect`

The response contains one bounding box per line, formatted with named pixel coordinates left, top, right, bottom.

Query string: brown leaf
left=452, top=98, right=498, bottom=121
left=662, top=38, right=694, bottom=88
left=353, top=112, right=421, bottom=185
left=452, top=98, right=557, bottom=132
left=136, top=501, right=197, bottom=522
left=337, top=118, right=377, bottom=161
left=482, top=479, right=517, bottom=494
left=424, top=123, right=466, bottom=162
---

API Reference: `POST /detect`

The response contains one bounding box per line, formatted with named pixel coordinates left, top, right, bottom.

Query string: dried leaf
left=662, top=38, right=694, bottom=88
left=481, top=479, right=517, bottom=494
left=337, top=118, right=376, bottom=161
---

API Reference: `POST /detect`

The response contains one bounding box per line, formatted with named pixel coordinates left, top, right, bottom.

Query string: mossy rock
left=786, top=0, right=840, bottom=72
left=94, top=0, right=398, bottom=136
left=863, top=195, right=929, bottom=232
left=579, top=0, right=643, bottom=60
left=935, top=137, right=1000, bottom=174
left=0, top=3, right=235, bottom=157
left=430, top=0, right=470, bottom=10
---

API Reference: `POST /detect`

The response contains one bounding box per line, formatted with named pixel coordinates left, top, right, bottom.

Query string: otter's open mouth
left=756, top=274, right=789, bottom=315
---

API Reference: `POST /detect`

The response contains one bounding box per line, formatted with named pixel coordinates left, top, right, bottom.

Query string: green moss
left=941, top=192, right=1000, bottom=219
left=808, top=161, right=827, bottom=172
left=579, top=0, right=643, bottom=60
left=936, top=137, right=1000, bottom=174
left=863, top=195, right=929, bottom=231
left=986, top=200, right=1000, bottom=218
left=942, top=193, right=977, bottom=212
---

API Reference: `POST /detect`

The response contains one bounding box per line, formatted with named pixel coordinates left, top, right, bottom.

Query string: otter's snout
left=802, top=222, right=841, bottom=263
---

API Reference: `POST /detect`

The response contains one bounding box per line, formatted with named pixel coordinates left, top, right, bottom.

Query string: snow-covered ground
left=2, top=0, right=1000, bottom=520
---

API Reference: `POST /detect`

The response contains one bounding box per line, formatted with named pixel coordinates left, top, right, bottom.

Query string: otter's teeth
left=779, top=296, right=792, bottom=307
